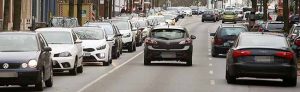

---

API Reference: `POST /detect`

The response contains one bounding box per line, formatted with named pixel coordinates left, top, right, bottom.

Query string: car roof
left=153, top=25, right=185, bottom=30
left=0, top=31, right=37, bottom=35
left=240, top=32, right=285, bottom=37
left=35, top=27, right=73, bottom=32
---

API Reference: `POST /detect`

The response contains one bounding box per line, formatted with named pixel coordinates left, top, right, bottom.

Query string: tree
left=283, top=0, right=290, bottom=32
left=12, top=0, right=22, bottom=31
left=2, top=0, right=10, bottom=31
left=251, top=0, right=257, bottom=11
left=263, top=0, right=268, bottom=21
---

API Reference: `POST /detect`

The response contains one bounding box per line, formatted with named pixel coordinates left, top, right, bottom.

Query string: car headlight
left=123, top=33, right=131, bottom=38
left=96, top=45, right=106, bottom=50
left=96, top=53, right=105, bottom=59
left=21, top=63, right=28, bottom=68
left=59, top=52, right=72, bottom=57
left=28, top=60, right=38, bottom=68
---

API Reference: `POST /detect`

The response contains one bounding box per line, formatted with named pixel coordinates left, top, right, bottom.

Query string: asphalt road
left=1, top=16, right=300, bottom=92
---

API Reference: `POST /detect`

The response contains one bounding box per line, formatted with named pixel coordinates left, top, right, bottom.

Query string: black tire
left=103, top=62, right=109, bottom=66
left=112, top=49, right=118, bottom=59
left=144, top=59, right=151, bottom=65
left=77, top=65, right=83, bottom=73
left=226, top=70, right=236, bottom=84
left=128, top=42, right=134, bottom=52
left=283, top=77, right=297, bottom=86
left=133, top=43, right=137, bottom=51
left=35, top=71, right=44, bottom=91
left=186, top=57, right=193, bottom=66
left=222, top=21, right=225, bottom=23
left=45, top=66, right=53, bottom=87
left=202, top=20, right=204, bottom=22
left=69, top=58, right=78, bottom=75
left=20, top=84, right=28, bottom=88
left=211, top=47, right=219, bottom=57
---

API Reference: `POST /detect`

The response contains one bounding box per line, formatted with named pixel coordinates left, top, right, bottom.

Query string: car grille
left=83, top=56, right=97, bottom=62
left=0, top=63, right=21, bottom=69
left=83, top=48, right=95, bottom=52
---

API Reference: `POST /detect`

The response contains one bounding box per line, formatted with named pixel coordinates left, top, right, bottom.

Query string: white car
left=73, top=27, right=112, bottom=66
left=111, top=19, right=136, bottom=52
left=36, top=27, right=83, bottom=75
left=147, top=15, right=166, bottom=26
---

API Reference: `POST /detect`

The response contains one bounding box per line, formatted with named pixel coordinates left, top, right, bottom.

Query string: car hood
left=48, top=44, right=74, bottom=53
left=119, top=30, right=132, bottom=35
left=82, top=40, right=106, bottom=48
left=0, top=51, right=40, bottom=63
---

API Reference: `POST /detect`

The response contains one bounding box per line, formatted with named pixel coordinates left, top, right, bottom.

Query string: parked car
left=144, top=26, right=196, bottom=66
left=226, top=32, right=297, bottom=87
left=258, top=21, right=284, bottom=33
left=235, top=10, right=244, bottom=21
left=111, top=19, right=137, bottom=52
left=290, top=14, right=299, bottom=24
left=287, top=24, right=300, bottom=57
left=83, top=22, right=123, bottom=59
left=36, top=27, right=83, bottom=75
left=210, top=24, right=248, bottom=57
left=131, top=20, right=148, bottom=46
left=73, top=27, right=112, bottom=66
left=222, top=11, right=237, bottom=23
left=133, top=20, right=152, bottom=45
left=0, top=32, right=53, bottom=91
left=202, top=10, right=217, bottom=22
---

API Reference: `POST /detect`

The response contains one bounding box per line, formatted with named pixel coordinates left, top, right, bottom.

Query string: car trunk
left=152, top=38, right=185, bottom=49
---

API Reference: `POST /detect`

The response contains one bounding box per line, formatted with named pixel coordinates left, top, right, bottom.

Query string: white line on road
left=209, top=58, right=212, bottom=61
left=77, top=51, right=144, bottom=92
left=210, top=80, right=215, bottom=85
left=208, top=53, right=211, bottom=55
left=209, top=63, right=213, bottom=66
left=209, top=70, right=214, bottom=75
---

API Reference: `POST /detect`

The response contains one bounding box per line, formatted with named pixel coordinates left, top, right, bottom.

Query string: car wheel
left=20, top=84, right=28, bottom=88
left=202, top=20, right=204, bottom=22
left=226, top=70, right=236, bottom=84
left=283, top=77, right=297, bottom=86
left=128, top=42, right=134, bottom=52
left=77, top=65, right=83, bottom=73
left=45, top=66, right=53, bottom=87
left=222, top=21, right=224, bottom=23
left=144, top=59, right=151, bottom=65
left=69, top=58, right=78, bottom=75
left=186, top=57, right=193, bottom=66
left=212, top=47, right=219, bottom=57
left=213, top=20, right=216, bottom=22
left=35, top=71, right=44, bottom=91
left=133, top=42, right=137, bottom=51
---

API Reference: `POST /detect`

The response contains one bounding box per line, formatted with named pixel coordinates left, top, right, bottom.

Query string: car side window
left=71, top=31, right=78, bottom=42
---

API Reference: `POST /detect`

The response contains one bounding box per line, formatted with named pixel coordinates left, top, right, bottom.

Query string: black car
left=83, top=22, right=123, bottom=59
left=210, top=25, right=248, bottom=57
left=202, top=10, right=217, bottom=22
left=0, top=32, right=53, bottom=90
left=144, top=26, right=196, bottom=66
left=226, top=32, right=297, bottom=86
left=288, top=24, right=300, bottom=57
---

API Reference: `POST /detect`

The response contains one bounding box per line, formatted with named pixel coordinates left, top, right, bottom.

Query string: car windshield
left=151, top=29, right=186, bottom=40
left=240, top=35, right=288, bottom=48
left=0, top=34, right=38, bottom=52
left=74, top=29, right=104, bottom=40
left=40, top=31, right=73, bottom=44
left=220, top=27, right=247, bottom=37
left=50, top=18, right=64, bottom=27
left=84, top=23, right=114, bottom=35
left=111, top=21, right=130, bottom=30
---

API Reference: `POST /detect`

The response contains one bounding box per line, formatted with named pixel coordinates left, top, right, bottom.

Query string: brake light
left=258, top=28, right=263, bottom=32
left=179, top=38, right=192, bottom=45
left=294, top=38, right=300, bottom=46
left=275, top=51, right=294, bottom=60
left=145, top=38, right=157, bottom=45
left=233, top=50, right=252, bottom=58
left=214, top=38, right=223, bottom=45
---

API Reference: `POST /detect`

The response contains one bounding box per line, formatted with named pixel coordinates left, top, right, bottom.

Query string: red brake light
left=275, top=51, right=294, bottom=60
left=258, top=28, right=263, bottom=32
left=233, top=50, right=252, bottom=58
left=179, top=38, right=192, bottom=45
left=214, top=38, right=223, bottom=45
left=145, top=38, right=157, bottom=45
left=294, top=39, right=300, bottom=46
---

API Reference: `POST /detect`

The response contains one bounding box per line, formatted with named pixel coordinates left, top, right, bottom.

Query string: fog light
left=21, top=63, right=28, bottom=68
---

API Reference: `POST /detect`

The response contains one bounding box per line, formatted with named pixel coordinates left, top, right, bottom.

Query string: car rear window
left=265, top=23, right=284, bottom=31
left=219, top=27, right=246, bottom=37
left=239, top=35, right=288, bottom=48
left=151, top=29, right=186, bottom=40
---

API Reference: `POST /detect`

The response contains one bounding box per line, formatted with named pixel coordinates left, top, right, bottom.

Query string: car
left=202, top=10, right=217, bottom=22
left=83, top=22, right=123, bottom=59
left=290, top=14, right=299, bottom=24
left=258, top=21, right=284, bottom=33
left=111, top=19, right=137, bottom=52
left=210, top=24, right=248, bottom=57
left=222, top=11, right=237, bottom=23
left=131, top=19, right=148, bottom=47
left=0, top=32, right=53, bottom=90
left=147, top=15, right=167, bottom=26
left=36, top=27, right=83, bottom=75
left=73, top=27, right=113, bottom=66
left=226, top=32, right=297, bottom=86
left=287, top=24, right=300, bottom=57
left=144, top=26, right=196, bottom=66
left=133, top=19, right=152, bottom=45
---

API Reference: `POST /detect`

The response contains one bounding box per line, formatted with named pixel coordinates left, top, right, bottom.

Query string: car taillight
left=258, top=28, right=263, bottom=32
left=294, top=38, right=300, bottom=46
left=144, top=38, right=157, bottom=45
left=275, top=51, right=294, bottom=60
left=233, top=50, right=252, bottom=58
left=179, top=38, right=192, bottom=45
left=214, top=38, right=223, bottom=45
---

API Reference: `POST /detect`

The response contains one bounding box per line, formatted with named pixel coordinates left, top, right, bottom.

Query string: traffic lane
left=81, top=17, right=219, bottom=92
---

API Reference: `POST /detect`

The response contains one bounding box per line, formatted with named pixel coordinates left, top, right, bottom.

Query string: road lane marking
left=209, top=63, right=213, bottom=66
left=210, top=80, right=215, bottom=85
left=209, top=58, right=212, bottom=61
left=208, top=53, right=211, bottom=55
left=77, top=51, right=144, bottom=92
left=209, top=70, right=214, bottom=75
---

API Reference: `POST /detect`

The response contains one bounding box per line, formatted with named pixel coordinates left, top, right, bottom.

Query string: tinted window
left=219, top=27, right=246, bottom=37
left=73, top=29, right=104, bottom=40
left=40, top=31, right=73, bottom=44
left=0, top=34, right=38, bottom=52
left=111, top=21, right=130, bottom=30
left=239, top=35, right=288, bottom=48
left=151, top=29, right=186, bottom=40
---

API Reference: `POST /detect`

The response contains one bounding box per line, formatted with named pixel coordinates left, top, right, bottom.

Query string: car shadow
left=0, top=86, right=45, bottom=91
left=231, top=79, right=290, bottom=87
left=145, top=62, right=192, bottom=67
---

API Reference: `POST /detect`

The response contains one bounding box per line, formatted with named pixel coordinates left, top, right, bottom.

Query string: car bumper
left=52, top=57, right=76, bottom=70
left=0, top=69, right=41, bottom=85
left=144, top=46, right=192, bottom=61
left=83, top=49, right=109, bottom=63
left=223, top=19, right=235, bottom=22
left=213, top=46, right=230, bottom=54
left=123, top=42, right=132, bottom=48
left=229, top=63, right=297, bottom=78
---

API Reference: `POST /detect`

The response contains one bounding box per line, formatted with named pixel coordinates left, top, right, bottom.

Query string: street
left=0, top=16, right=298, bottom=92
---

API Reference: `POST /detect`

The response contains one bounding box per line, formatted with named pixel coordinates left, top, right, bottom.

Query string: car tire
left=112, top=49, right=118, bottom=59
left=202, top=20, right=204, bottom=22
left=128, top=42, right=134, bottom=52
left=212, top=47, right=219, bottom=57
left=70, top=58, right=78, bottom=75
left=226, top=70, right=236, bottom=84
left=222, top=21, right=225, bottom=23
left=283, top=77, right=297, bottom=86
left=45, top=66, right=53, bottom=87
left=133, top=42, right=137, bottom=51
left=186, top=57, right=193, bottom=66
left=35, top=71, right=44, bottom=91
left=20, top=84, right=28, bottom=88
left=103, top=61, right=109, bottom=66
left=77, top=65, right=83, bottom=73
left=144, top=59, right=151, bottom=65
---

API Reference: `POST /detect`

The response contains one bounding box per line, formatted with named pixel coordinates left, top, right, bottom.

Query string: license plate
left=255, top=56, right=273, bottom=63
left=224, top=42, right=230, bottom=46
left=161, top=52, right=176, bottom=58
left=0, top=72, right=18, bottom=77
left=83, top=53, right=91, bottom=56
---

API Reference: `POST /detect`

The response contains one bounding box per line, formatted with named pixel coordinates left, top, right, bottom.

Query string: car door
left=72, top=31, right=83, bottom=66
left=38, top=34, right=52, bottom=79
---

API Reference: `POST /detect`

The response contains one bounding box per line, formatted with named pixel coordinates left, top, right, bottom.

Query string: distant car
left=36, top=28, right=83, bottom=75
left=0, top=32, right=53, bottom=91
left=226, top=32, right=297, bottom=86
left=144, top=26, right=196, bottom=66
left=73, top=27, right=112, bottom=66
left=164, top=14, right=177, bottom=25
left=147, top=15, right=167, bottom=26
left=202, top=10, right=217, bottom=22
left=259, top=21, right=284, bottom=33
left=287, top=24, right=300, bottom=57
left=210, top=25, right=248, bottom=57
left=290, top=14, right=299, bottom=24
left=49, top=17, right=79, bottom=27
left=222, top=11, right=237, bottom=23
left=83, top=22, right=123, bottom=59
left=235, top=10, right=244, bottom=21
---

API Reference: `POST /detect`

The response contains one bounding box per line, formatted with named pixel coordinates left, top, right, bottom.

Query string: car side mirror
left=44, top=47, right=52, bottom=51
left=210, top=33, right=216, bottom=36
left=190, top=35, right=196, bottom=39
left=75, top=40, right=82, bottom=44
left=116, top=34, right=123, bottom=37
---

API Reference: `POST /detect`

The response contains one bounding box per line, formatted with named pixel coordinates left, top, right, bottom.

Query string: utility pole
left=69, top=0, right=75, bottom=17
left=77, top=0, right=83, bottom=26
left=2, top=0, right=10, bottom=31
